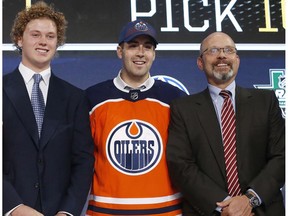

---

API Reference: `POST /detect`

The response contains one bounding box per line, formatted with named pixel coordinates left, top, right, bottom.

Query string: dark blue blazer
left=3, top=69, right=94, bottom=216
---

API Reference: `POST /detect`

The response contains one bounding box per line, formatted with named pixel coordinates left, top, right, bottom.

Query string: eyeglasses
left=200, top=47, right=237, bottom=57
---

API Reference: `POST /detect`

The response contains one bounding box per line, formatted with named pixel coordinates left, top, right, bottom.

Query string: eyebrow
left=29, top=30, right=56, bottom=34
left=127, top=39, right=154, bottom=45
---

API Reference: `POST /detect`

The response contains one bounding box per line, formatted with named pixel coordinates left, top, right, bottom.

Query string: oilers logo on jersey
left=106, top=119, right=163, bottom=176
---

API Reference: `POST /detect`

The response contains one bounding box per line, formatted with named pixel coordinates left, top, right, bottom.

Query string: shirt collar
left=19, top=62, right=51, bottom=85
left=208, top=81, right=236, bottom=101
left=113, top=70, right=155, bottom=92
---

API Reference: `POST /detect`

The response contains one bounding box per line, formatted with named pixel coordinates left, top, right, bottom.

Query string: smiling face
left=197, top=32, right=240, bottom=89
left=117, top=35, right=156, bottom=88
left=17, top=18, right=58, bottom=72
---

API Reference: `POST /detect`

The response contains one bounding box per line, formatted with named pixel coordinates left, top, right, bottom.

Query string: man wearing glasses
left=166, top=32, right=285, bottom=216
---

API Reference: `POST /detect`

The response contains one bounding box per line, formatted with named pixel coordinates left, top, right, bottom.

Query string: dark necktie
left=220, top=90, right=241, bottom=197
left=31, top=74, right=45, bottom=136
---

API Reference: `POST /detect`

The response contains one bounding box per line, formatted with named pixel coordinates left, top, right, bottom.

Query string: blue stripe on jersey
left=85, top=79, right=187, bottom=110
left=87, top=203, right=181, bottom=215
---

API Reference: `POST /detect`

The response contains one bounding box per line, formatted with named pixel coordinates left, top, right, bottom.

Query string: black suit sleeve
left=247, top=90, right=285, bottom=204
left=57, top=93, right=95, bottom=215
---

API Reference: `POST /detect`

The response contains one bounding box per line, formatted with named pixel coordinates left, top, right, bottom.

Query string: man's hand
left=11, top=205, right=44, bottom=216
left=216, top=195, right=254, bottom=216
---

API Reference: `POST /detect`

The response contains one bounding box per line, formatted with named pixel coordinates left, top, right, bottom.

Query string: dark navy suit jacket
left=3, top=69, right=94, bottom=216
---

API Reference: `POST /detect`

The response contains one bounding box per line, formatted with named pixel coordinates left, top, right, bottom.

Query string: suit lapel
left=235, top=86, right=252, bottom=136
left=4, top=69, right=39, bottom=147
left=196, top=89, right=227, bottom=179
left=40, top=74, right=67, bottom=149
left=235, top=86, right=253, bottom=173
left=194, top=87, right=253, bottom=188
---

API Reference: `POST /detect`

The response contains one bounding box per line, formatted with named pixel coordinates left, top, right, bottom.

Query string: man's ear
left=17, top=37, right=23, bottom=48
left=197, top=56, right=204, bottom=71
left=152, top=50, right=156, bottom=61
left=116, top=45, right=123, bottom=59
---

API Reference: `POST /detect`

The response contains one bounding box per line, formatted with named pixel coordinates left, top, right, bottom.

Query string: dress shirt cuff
left=57, top=211, right=73, bottom=216
left=247, top=188, right=262, bottom=205
left=215, top=196, right=231, bottom=212
left=5, top=204, right=24, bottom=216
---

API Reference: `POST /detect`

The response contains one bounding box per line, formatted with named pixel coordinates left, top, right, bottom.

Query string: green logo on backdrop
left=253, top=69, right=286, bottom=118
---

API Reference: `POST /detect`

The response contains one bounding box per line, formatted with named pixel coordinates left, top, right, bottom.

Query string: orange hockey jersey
left=85, top=77, right=186, bottom=215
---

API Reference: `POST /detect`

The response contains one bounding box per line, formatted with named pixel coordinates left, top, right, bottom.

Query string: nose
left=137, top=45, right=145, bottom=55
left=38, top=36, right=47, bottom=45
left=217, top=48, right=226, bottom=58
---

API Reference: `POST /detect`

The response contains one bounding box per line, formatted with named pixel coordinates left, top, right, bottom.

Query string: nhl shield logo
left=130, top=91, right=139, bottom=100
left=106, top=120, right=163, bottom=175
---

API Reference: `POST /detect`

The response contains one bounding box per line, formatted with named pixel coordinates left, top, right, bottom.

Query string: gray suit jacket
left=167, top=86, right=285, bottom=216
left=3, top=69, right=94, bottom=216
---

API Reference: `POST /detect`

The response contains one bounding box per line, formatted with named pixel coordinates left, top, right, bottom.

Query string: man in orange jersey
left=85, top=20, right=187, bottom=215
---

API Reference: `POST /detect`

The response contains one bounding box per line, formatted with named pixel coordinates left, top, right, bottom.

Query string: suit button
left=34, top=183, right=39, bottom=188
left=38, top=159, right=42, bottom=164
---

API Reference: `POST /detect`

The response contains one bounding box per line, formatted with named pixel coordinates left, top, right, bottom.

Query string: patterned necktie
left=220, top=90, right=241, bottom=197
left=31, top=74, right=45, bottom=137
